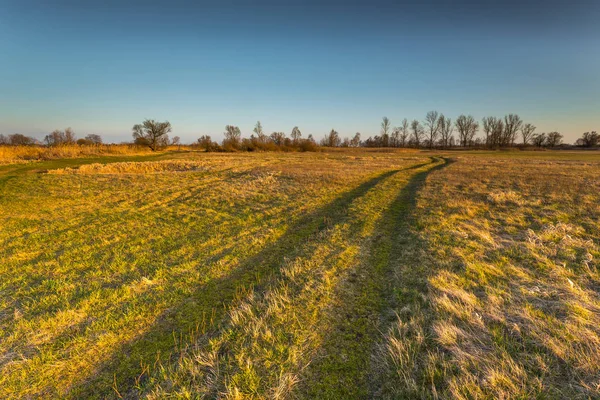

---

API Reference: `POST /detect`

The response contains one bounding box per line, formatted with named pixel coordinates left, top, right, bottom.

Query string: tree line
left=1, top=116, right=597, bottom=151
left=360, top=113, right=575, bottom=149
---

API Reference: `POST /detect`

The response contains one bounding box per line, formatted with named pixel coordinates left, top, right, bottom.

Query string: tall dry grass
left=0, top=144, right=151, bottom=163
left=376, top=156, right=600, bottom=399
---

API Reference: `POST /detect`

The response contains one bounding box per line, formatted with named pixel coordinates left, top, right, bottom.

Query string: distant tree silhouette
left=424, top=111, right=440, bottom=149
left=546, top=131, right=563, bottom=147
left=482, top=116, right=503, bottom=148
left=381, top=117, right=391, bottom=147
left=253, top=121, right=267, bottom=144
left=45, top=128, right=77, bottom=146
left=455, top=115, right=478, bottom=147
left=350, top=132, right=361, bottom=147
left=520, top=123, right=536, bottom=146
left=532, top=132, right=546, bottom=147
left=322, top=129, right=341, bottom=147
left=132, top=120, right=171, bottom=151
left=270, top=131, right=286, bottom=146
left=398, top=118, right=409, bottom=147
left=197, top=135, right=218, bottom=151
left=291, top=126, right=302, bottom=144
left=85, top=134, right=103, bottom=144
left=7, top=133, right=36, bottom=146
left=438, top=114, right=453, bottom=149
left=503, top=114, right=522, bottom=146
left=578, top=131, right=599, bottom=147
left=410, top=120, right=424, bottom=147
left=223, top=125, right=242, bottom=149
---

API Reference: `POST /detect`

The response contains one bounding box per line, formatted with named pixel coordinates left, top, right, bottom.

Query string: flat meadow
left=0, top=149, right=598, bottom=399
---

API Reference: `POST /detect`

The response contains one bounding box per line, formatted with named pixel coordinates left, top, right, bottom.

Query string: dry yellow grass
left=48, top=160, right=210, bottom=174
left=376, top=155, right=600, bottom=399
left=1, top=150, right=599, bottom=399
left=0, top=144, right=152, bottom=163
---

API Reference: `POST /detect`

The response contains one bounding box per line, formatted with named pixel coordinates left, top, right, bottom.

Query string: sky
left=0, top=0, right=599, bottom=143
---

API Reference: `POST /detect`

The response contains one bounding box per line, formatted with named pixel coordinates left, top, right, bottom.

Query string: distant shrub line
left=1, top=115, right=597, bottom=160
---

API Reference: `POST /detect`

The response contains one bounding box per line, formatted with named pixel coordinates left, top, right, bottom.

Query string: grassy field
left=0, top=150, right=598, bottom=399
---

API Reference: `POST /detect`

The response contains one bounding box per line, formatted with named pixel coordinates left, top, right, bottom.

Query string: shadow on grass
left=298, top=157, right=452, bottom=399
left=67, top=162, right=432, bottom=399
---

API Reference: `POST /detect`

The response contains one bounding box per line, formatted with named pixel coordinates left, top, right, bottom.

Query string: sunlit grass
left=1, top=150, right=599, bottom=399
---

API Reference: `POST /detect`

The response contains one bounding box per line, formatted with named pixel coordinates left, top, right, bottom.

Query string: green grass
left=1, top=150, right=599, bottom=399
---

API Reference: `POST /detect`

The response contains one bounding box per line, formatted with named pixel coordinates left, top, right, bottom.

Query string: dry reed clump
left=376, top=156, right=600, bottom=399
left=0, top=144, right=150, bottom=163
left=47, top=160, right=208, bottom=174
left=487, top=190, right=525, bottom=205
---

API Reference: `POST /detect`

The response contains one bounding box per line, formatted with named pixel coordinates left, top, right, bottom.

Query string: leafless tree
left=391, top=127, right=400, bottom=147
left=253, top=121, right=268, bottom=144
left=270, top=131, right=286, bottom=146
left=579, top=131, right=599, bottom=147
left=532, top=132, right=546, bottom=147
left=424, top=110, right=440, bottom=149
left=482, top=117, right=498, bottom=148
left=291, top=126, right=302, bottom=144
left=399, top=118, right=409, bottom=147
left=197, top=135, right=217, bottom=151
left=132, top=120, right=171, bottom=151
left=45, top=128, right=77, bottom=146
left=85, top=134, right=103, bottom=144
left=381, top=116, right=391, bottom=147
left=223, top=125, right=242, bottom=148
left=321, top=129, right=341, bottom=147
left=7, top=133, right=35, bottom=146
left=438, top=114, right=453, bottom=149
left=455, top=115, right=478, bottom=147
left=503, top=114, right=522, bottom=146
left=520, top=123, right=536, bottom=146
left=350, top=132, right=361, bottom=147
left=546, top=131, right=563, bottom=147
left=410, top=120, right=424, bottom=147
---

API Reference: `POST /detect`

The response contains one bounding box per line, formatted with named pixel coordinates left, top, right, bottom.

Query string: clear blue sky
left=1, top=0, right=598, bottom=143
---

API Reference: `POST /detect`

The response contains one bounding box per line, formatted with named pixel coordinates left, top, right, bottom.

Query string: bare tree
left=438, top=114, right=453, bottom=149
left=520, top=123, right=536, bottom=146
left=223, top=125, right=242, bottom=148
left=399, top=118, right=409, bottom=147
left=350, top=132, right=361, bottom=147
left=198, top=135, right=218, bottom=151
left=579, top=131, right=599, bottom=147
left=424, top=111, right=440, bottom=149
left=410, top=120, right=424, bottom=147
left=132, top=120, right=171, bottom=151
left=482, top=117, right=496, bottom=148
left=546, top=131, right=563, bottom=147
left=253, top=121, right=267, bottom=144
left=270, top=131, right=286, bottom=146
left=7, top=133, right=35, bottom=146
left=85, top=134, right=103, bottom=144
left=381, top=116, right=391, bottom=147
left=455, top=115, right=478, bottom=147
left=291, top=126, right=301, bottom=144
left=45, top=128, right=77, bottom=146
left=532, top=133, right=546, bottom=147
left=64, top=128, right=76, bottom=144
left=321, top=129, right=341, bottom=147
left=391, top=127, right=400, bottom=147
left=503, top=114, right=522, bottom=146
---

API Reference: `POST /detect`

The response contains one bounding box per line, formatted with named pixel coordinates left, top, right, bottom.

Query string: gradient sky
left=1, top=0, right=599, bottom=143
